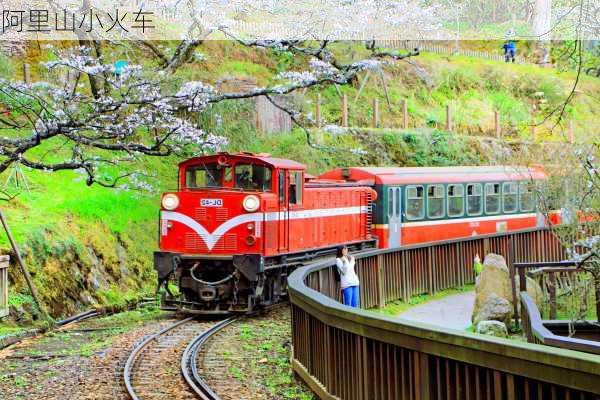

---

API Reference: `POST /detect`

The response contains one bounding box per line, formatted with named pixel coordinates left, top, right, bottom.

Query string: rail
left=288, top=228, right=600, bottom=399
left=181, top=317, right=237, bottom=400
left=0, top=255, right=8, bottom=318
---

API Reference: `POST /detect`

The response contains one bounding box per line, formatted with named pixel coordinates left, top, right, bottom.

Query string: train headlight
left=162, top=194, right=180, bottom=210
left=242, top=195, right=260, bottom=212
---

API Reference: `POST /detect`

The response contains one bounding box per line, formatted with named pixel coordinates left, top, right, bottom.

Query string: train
left=154, top=152, right=549, bottom=314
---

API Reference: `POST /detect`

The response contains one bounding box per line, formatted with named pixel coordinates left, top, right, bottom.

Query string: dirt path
left=397, top=291, right=475, bottom=330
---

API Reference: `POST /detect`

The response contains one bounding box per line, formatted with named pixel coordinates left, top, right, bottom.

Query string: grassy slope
left=0, top=42, right=598, bottom=321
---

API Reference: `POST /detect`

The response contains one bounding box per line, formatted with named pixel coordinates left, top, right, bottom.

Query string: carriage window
left=288, top=171, right=302, bottom=205
left=519, top=182, right=535, bottom=212
left=503, top=182, right=518, bottom=213
left=278, top=171, right=285, bottom=203
left=387, top=188, right=394, bottom=217
left=427, top=184, right=445, bottom=219
left=234, top=164, right=272, bottom=191
left=447, top=184, right=464, bottom=217
left=186, top=163, right=224, bottom=188
left=467, top=183, right=483, bottom=216
left=485, top=183, right=501, bottom=214
left=405, top=185, right=424, bottom=220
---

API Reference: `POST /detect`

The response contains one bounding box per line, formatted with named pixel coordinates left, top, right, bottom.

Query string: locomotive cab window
left=186, top=163, right=224, bottom=188
left=467, top=183, right=483, bottom=216
left=447, top=184, right=464, bottom=217
left=502, top=182, right=518, bottom=213
left=405, top=185, right=424, bottom=220
left=427, top=185, right=445, bottom=219
left=234, top=164, right=272, bottom=191
left=519, top=182, right=535, bottom=212
left=288, top=171, right=303, bottom=205
left=485, top=183, right=501, bottom=214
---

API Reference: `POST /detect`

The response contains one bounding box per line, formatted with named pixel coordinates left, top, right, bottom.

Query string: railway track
left=181, top=317, right=237, bottom=400
left=123, top=316, right=236, bottom=400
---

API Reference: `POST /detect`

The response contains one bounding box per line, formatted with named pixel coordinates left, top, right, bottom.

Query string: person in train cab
left=336, top=246, right=360, bottom=308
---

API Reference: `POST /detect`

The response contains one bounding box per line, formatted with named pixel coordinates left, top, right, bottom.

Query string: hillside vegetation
left=0, top=40, right=597, bottom=324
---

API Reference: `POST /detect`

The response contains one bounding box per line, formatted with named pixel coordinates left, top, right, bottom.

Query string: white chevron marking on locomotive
left=162, top=206, right=368, bottom=250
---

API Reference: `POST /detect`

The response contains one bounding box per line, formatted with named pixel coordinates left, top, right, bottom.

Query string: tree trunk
left=532, top=0, right=552, bottom=39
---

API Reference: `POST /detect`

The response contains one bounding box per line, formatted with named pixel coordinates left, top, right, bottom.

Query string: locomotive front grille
left=184, top=233, right=237, bottom=252
left=216, top=208, right=229, bottom=221
left=194, top=208, right=207, bottom=221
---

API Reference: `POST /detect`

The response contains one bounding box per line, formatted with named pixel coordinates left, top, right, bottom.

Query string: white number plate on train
left=201, top=199, right=223, bottom=207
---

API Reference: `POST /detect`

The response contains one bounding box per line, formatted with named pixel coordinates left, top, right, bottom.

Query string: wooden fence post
left=315, top=94, right=322, bottom=128
left=494, top=111, right=501, bottom=138
left=0, top=255, right=8, bottom=318
left=23, top=63, right=31, bottom=84
left=377, top=254, right=385, bottom=309
left=427, top=247, right=435, bottom=295
left=372, top=98, right=379, bottom=128
left=0, top=210, right=48, bottom=319
left=341, top=94, right=348, bottom=127
left=445, top=105, right=452, bottom=131
left=402, top=99, right=409, bottom=129
left=549, top=272, right=557, bottom=319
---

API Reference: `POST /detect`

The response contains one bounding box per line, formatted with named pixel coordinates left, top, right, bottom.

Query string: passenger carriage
left=318, top=166, right=548, bottom=248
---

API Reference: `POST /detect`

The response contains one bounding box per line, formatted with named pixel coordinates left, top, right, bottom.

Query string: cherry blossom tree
left=533, top=146, right=600, bottom=324
left=0, top=40, right=418, bottom=192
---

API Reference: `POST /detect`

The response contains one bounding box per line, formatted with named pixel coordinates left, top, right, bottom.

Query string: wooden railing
left=288, top=228, right=600, bottom=399
left=373, top=40, right=528, bottom=64
left=0, top=255, right=9, bottom=318
left=521, top=291, right=600, bottom=355
left=517, top=261, right=600, bottom=355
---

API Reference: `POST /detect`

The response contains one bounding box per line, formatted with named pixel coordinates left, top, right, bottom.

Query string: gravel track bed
left=198, top=305, right=314, bottom=400
left=0, top=306, right=313, bottom=400
left=127, top=319, right=217, bottom=400
left=0, top=309, right=174, bottom=400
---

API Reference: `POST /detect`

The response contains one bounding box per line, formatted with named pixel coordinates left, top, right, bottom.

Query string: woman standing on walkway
left=336, top=246, right=360, bottom=308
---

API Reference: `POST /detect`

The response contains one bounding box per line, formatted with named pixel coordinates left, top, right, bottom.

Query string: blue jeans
left=342, top=285, right=359, bottom=308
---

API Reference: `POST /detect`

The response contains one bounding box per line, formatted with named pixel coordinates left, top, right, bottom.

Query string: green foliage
left=0, top=53, right=13, bottom=78
left=8, top=293, right=35, bottom=308
left=97, top=284, right=140, bottom=308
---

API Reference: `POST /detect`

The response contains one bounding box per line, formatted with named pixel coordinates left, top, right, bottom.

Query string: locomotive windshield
left=234, top=164, right=272, bottom=191
left=185, top=163, right=226, bottom=188
left=185, top=162, right=272, bottom=191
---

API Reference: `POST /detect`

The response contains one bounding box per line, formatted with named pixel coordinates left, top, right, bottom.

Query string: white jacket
left=336, top=256, right=360, bottom=289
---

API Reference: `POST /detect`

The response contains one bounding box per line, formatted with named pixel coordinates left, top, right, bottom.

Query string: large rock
left=474, top=293, right=512, bottom=325
left=472, top=254, right=513, bottom=321
left=476, top=320, right=508, bottom=338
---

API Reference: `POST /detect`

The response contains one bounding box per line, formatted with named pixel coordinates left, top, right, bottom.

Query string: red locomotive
left=155, top=153, right=550, bottom=313
left=155, top=153, right=377, bottom=313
